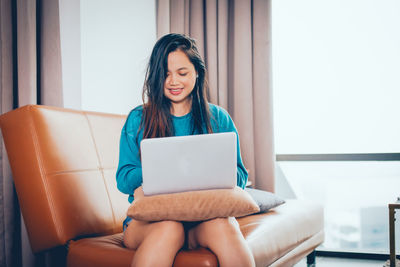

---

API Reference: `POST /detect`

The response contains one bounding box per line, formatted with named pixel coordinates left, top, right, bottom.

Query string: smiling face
left=164, top=50, right=197, bottom=116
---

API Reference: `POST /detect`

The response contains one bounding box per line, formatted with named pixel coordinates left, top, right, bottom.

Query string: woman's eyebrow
left=167, top=67, right=189, bottom=72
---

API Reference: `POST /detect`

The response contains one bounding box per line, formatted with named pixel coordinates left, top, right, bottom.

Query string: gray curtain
left=0, top=0, right=63, bottom=266
left=157, top=0, right=275, bottom=192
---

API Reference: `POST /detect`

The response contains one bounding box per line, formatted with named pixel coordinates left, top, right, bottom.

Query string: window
left=272, top=0, right=400, bottom=255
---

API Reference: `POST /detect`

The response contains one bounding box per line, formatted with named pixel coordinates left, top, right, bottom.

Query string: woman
left=116, top=33, right=255, bottom=267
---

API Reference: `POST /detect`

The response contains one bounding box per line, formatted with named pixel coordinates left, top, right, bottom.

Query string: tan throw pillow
left=127, top=186, right=260, bottom=222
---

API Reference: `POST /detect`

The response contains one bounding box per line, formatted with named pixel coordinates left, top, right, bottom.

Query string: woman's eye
left=179, top=73, right=188, bottom=76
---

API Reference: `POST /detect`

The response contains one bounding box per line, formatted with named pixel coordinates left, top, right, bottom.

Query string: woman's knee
left=195, top=218, right=254, bottom=266
left=123, top=220, right=185, bottom=250
left=204, top=217, right=240, bottom=236
left=149, top=221, right=185, bottom=246
left=123, top=220, right=147, bottom=249
left=195, top=217, right=242, bottom=247
left=153, top=221, right=185, bottom=235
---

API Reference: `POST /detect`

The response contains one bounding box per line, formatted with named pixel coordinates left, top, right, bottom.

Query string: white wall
left=80, top=0, right=156, bottom=115
left=59, top=0, right=82, bottom=110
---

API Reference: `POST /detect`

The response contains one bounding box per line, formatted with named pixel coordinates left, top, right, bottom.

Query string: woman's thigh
left=124, top=218, right=185, bottom=250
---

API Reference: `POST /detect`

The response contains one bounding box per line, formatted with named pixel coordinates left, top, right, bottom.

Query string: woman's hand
left=134, top=186, right=145, bottom=200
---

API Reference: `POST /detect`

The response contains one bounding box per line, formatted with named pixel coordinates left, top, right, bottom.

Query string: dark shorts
left=122, top=217, right=202, bottom=249
left=122, top=217, right=201, bottom=232
left=123, top=216, right=133, bottom=231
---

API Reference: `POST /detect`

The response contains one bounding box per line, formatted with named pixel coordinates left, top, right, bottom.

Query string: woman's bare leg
left=124, top=219, right=185, bottom=267
left=188, top=217, right=255, bottom=267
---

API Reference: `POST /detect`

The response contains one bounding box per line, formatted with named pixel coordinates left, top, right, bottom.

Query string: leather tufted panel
left=0, top=105, right=126, bottom=252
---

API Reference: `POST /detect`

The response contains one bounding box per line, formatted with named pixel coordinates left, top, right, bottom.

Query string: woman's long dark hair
left=140, top=33, right=213, bottom=139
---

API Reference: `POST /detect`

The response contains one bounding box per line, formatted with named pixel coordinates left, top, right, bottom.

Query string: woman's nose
left=168, top=74, right=178, bottom=85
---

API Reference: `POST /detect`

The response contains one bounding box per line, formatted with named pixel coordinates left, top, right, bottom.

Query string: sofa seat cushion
left=67, top=232, right=218, bottom=267
left=238, top=200, right=324, bottom=266
left=67, top=200, right=323, bottom=267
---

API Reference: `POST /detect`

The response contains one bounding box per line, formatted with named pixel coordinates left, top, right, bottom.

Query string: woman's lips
left=168, top=88, right=183, bottom=96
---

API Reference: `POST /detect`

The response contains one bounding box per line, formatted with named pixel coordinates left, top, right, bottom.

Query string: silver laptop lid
left=140, top=132, right=237, bottom=196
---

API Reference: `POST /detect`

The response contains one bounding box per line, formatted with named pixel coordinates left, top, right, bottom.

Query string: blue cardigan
left=116, top=103, right=248, bottom=203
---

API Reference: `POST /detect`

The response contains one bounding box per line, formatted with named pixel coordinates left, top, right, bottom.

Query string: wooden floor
left=294, top=256, right=386, bottom=267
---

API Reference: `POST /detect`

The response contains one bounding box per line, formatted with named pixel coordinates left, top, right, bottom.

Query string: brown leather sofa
left=0, top=105, right=324, bottom=267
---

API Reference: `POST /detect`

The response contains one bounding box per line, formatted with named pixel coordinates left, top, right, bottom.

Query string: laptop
left=140, top=132, right=237, bottom=196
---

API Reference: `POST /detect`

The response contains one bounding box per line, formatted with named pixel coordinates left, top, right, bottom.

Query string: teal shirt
left=116, top=103, right=248, bottom=203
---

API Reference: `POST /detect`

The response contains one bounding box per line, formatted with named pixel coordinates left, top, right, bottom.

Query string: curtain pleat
left=252, top=0, right=274, bottom=191
left=40, top=0, right=63, bottom=107
left=188, top=0, right=204, bottom=58
left=17, top=0, right=37, bottom=106
left=1, top=0, right=23, bottom=266
left=204, top=0, right=218, bottom=104
left=1, top=0, right=14, bottom=111
left=156, top=0, right=275, bottom=191
left=216, top=0, right=229, bottom=109
left=231, top=0, right=256, bottom=188
left=156, top=0, right=170, bottom=37
left=170, top=0, right=185, bottom=34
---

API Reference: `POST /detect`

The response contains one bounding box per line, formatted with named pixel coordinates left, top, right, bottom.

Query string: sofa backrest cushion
left=0, top=105, right=130, bottom=252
